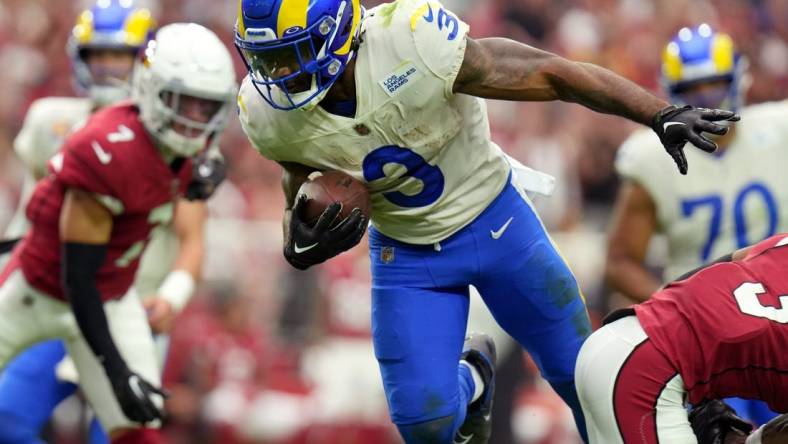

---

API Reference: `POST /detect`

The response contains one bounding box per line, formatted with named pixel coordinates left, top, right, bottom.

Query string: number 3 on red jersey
left=733, top=282, right=788, bottom=323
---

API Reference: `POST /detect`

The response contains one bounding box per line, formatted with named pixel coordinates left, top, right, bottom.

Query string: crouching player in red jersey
left=576, top=233, right=788, bottom=444
left=0, top=23, right=236, bottom=443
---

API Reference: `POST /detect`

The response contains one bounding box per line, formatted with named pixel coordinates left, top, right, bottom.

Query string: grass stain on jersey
left=377, top=2, right=399, bottom=27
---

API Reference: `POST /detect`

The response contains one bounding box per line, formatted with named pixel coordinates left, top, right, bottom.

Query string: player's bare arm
left=60, top=188, right=165, bottom=425
left=454, top=37, right=739, bottom=174
left=280, top=161, right=319, bottom=241
left=144, top=199, right=207, bottom=334
left=454, top=37, right=668, bottom=124
left=170, top=200, right=206, bottom=281
left=605, top=180, right=661, bottom=302
left=762, top=413, right=788, bottom=444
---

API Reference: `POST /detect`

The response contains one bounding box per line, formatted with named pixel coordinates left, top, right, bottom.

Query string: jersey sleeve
left=236, top=78, right=282, bottom=162
left=405, top=0, right=469, bottom=97
left=13, top=100, right=57, bottom=179
left=53, top=131, right=128, bottom=215
left=614, top=130, right=673, bottom=195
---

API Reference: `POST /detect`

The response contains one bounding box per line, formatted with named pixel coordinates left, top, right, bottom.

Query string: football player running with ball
left=0, top=23, right=236, bottom=444
left=234, top=1, right=738, bottom=442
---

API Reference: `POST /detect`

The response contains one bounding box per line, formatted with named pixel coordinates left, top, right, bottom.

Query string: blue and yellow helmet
left=661, top=24, right=747, bottom=111
left=68, top=0, right=156, bottom=105
left=235, top=0, right=364, bottom=110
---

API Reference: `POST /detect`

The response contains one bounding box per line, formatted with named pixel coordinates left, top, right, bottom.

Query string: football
left=296, top=170, right=371, bottom=226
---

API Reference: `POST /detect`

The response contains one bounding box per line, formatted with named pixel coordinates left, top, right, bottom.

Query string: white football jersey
left=238, top=0, right=512, bottom=244
left=615, top=100, right=788, bottom=281
left=6, top=97, right=92, bottom=238
left=7, top=97, right=178, bottom=295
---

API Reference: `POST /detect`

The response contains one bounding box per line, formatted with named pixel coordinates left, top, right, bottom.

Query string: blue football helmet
left=661, top=24, right=748, bottom=111
left=67, top=0, right=156, bottom=106
left=235, top=0, right=364, bottom=110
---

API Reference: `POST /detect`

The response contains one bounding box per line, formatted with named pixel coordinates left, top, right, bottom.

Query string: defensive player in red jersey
left=0, top=23, right=236, bottom=442
left=575, top=233, right=788, bottom=444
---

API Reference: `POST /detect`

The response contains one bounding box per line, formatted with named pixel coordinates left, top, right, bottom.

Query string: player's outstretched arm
left=453, top=37, right=667, bottom=124
left=60, top=188, right=165, bottom=424
left=453, top=37, right=739, bottom=174
left=605, top=181, right=662, bottom=302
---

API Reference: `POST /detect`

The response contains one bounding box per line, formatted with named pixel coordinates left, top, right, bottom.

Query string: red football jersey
left=17, top=103, right=192, bottom=301
left=635, top=234, right=788, bottom=412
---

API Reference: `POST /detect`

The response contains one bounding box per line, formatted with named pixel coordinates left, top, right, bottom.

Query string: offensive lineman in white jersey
left=605, top=25, right=786, bottom=426
left=234, top=1, right=739, bottom=443
left=0, top=2, right=221, bottom=442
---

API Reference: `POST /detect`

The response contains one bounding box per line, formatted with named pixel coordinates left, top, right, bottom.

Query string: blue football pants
left=0, top=340, right=107, bottom=444
left=369, top=178, right=591, bottom=443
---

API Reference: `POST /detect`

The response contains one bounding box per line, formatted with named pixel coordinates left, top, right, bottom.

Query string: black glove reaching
left=108, top=366, right=168, bottom=424
left=689, top=399, right=753, bottom=444
left=652, top=105, right=740, bottom=175
left=284, top=194, right=367, bottom=270
left=185, top=154, right=226, bottom=201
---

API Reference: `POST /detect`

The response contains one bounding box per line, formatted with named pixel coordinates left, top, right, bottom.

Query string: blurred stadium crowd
left=0, top=0, right=786, bottom=443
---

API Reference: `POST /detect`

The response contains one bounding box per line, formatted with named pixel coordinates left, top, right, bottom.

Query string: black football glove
left=689, top=399, right=753, bottom=444
left=108, top=366, right=168, bottom=425
left=283, top=194, right=367, bottom=270
left=185, top=154, right=226, bottom=201
left=652, top=105, right=740, bottom=175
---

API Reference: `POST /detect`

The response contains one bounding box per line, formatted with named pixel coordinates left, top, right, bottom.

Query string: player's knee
left=396, top=414, right=459, bottom=444
left=0, top=411, right=42, bottom=444
left=385, top=382, right=460, bottom=426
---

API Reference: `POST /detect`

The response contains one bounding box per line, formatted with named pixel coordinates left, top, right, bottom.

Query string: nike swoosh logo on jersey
left=454, top=431, right=473, bottom=444
left=663, top=121, right=686, bottom=131
left=91, top=141, right=112, bottom=164
left=107, top=124, right=135, bottom=143
left=490, top=217, right=514, bottom=239
left=294, top=242, right=319, bottom=254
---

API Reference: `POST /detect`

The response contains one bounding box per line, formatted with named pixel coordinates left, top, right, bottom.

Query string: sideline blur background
left=0, top=0, right=786, bottom=443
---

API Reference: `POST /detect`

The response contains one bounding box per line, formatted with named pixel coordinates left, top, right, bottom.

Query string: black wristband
left=61, top=242, right=126, bottom=373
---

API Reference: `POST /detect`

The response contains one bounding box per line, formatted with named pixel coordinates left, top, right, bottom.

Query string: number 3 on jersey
left=733, top=282, right=788, bottom=323
left=682, top=182, right=778, bottom=262
left=362, top=145, right=444, bottom=208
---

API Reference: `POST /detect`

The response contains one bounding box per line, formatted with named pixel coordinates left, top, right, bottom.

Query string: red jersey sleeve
left=53, top=127, right=129, bottom=215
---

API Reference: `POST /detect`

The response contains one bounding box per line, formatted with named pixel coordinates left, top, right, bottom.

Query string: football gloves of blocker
left=108, top=366, right=168, bottom=424
left=284, top=195, right=367, bottom=270
left=652, top=105, right=740, bottom=175
left=689, top=399, right=753, bottom=444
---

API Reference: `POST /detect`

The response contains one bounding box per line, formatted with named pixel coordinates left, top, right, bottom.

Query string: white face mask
left=151, top=90, right=231, bottom=157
